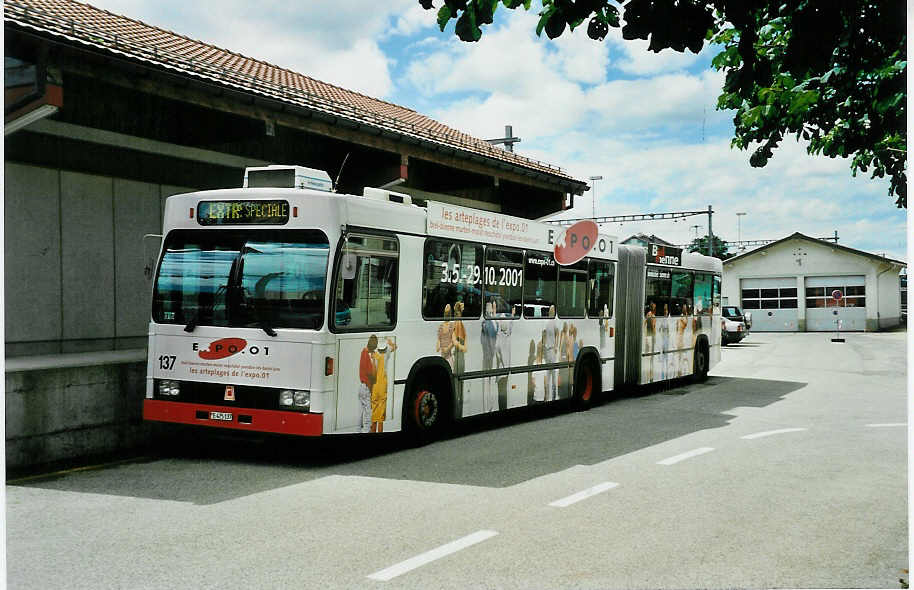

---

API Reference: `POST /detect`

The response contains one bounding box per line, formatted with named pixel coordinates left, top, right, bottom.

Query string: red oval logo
left=554, top=220, right=599, bottom=266
left=199, top=337, right=248, bottom=360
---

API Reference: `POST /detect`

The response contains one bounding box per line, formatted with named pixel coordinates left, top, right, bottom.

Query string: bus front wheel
left=405, top=376, right=450, bottom=444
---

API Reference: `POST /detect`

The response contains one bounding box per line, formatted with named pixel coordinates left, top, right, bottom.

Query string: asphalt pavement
left=6, top=331, right=908, bottom=589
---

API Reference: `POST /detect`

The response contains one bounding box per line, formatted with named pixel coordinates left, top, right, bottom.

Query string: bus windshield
left=153, top=229, right=330, bottom=330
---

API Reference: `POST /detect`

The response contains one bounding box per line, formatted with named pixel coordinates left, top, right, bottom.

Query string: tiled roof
left=723, top=232, right=906, bottom=267
left=5, top=0, right=583, bottom=186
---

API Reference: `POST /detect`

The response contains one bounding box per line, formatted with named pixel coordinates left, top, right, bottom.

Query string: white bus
left=144, top=166, right=722, bottom=441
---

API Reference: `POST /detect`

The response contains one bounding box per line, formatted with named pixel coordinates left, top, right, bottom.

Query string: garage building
left=722, top=233, right=905, bottom=332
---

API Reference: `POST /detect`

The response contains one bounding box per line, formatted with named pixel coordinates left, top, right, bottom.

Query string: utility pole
left=736, top=212, right=747, bottom=250
left=707, top=205, right=714, bottom=257
left=589, top=175, right=602, bottom=220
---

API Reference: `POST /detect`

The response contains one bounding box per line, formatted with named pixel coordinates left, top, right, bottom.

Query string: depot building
left=721, top=233, right=905, bottom=332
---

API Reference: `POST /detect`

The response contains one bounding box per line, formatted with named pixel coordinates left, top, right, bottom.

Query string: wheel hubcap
left=581, top=370, right=593, bottom=401
left=415, top=390, right=438, bottom=429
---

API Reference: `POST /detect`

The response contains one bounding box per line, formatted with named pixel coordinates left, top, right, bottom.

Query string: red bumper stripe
left=143, top=399, right=323, bottom=436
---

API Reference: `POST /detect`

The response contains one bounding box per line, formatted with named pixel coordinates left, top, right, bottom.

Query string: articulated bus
left=144, top=166, right=722, bottom=441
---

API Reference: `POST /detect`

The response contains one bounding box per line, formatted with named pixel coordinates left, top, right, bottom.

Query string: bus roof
left=162, top=187, right=619, bottom=261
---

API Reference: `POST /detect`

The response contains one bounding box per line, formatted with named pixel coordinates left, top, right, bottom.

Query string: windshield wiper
left=184, top=284, right=227, bottom=332
left=238, top=287, right=278, bottom=337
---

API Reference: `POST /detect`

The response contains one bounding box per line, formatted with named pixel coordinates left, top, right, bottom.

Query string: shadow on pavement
left=9, top=375, right=806, bottom=504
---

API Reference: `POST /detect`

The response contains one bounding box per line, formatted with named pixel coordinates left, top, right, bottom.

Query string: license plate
left=209, top=411, right=233, bottom=421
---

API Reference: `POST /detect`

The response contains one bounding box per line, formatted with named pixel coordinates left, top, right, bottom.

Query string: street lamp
left=589, top=175, right=603, bottom=220
left=736, top=212, right=747, bottom=249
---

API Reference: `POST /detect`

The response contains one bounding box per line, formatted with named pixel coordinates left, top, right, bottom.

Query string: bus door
left=335, top=334, right=397, bottom=432
left=330, top=232, right=399, bottom=432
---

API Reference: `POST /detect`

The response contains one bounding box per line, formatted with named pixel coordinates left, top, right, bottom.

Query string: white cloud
left=585, top=69, right=725, bottom=132
left=605, top=27, right=709, bottom=76
left=83, top=0, right=417, bottom=97
left=79, top=1, right=905, bottom=260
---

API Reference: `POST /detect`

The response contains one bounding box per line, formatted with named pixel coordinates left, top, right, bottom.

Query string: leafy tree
left=687, top=234, right=731, bottom=260
left=420, top=0, right=907, bottom=207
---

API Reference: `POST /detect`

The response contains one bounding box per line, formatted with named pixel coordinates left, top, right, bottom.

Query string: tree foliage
left=687, top=234, right=731, bottom=260
left=420, top=0, right=907, bottom=207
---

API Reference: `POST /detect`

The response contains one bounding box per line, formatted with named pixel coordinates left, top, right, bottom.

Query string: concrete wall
left=875, top=267, right=902, bottom=329
left=4, top=162, right=194, bottom=356
left=5, top=356, right=147, bottom=470
left=723, top=237, right=904, bottom=332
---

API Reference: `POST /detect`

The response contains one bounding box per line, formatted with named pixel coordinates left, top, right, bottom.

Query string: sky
left=85, top=0, right=907, bottom=262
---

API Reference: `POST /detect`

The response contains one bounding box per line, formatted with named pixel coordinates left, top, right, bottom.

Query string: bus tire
left=572, top=357, right=599, bottom=411
left=404, top=372, right=451, bottom=445
left=693, top=339, right=710, bottom=382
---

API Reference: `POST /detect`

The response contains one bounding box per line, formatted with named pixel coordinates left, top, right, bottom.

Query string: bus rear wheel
left=572, top=359, right=598, bottom=411
left=693, top=341, right=709, bottom=382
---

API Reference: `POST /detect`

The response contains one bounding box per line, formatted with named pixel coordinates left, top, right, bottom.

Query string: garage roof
left=724, top=232, right=906, bottom=268
left=5, top=0, right=586, bottom=191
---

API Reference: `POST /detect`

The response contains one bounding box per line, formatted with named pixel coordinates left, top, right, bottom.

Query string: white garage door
left=805, top=276, right=866, bottom=331
left=740, top=278, right=799, bottom=331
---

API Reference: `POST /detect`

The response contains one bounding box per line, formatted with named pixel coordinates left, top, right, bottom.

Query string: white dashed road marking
left=741, top=428, right=808, bottom=439
left=865, top=423, right=906, bottom=427
left=549, top=482, right=619, bottom=508
left=367, top=530, right=498, bottom=582
left=656, top=447, right=715, bottom=465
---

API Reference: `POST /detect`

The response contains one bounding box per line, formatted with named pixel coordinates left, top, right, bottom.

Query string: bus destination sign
left=649, top=243, right=682, bottom=266
left=197, top=200, right=290, bottom=225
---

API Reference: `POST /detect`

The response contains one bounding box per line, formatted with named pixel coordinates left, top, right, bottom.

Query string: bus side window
left=645, top=267, right=671, bottom=317
left=421, top=238, right=483, bottom=319
left=587, top=260, right=614, bottom=318
left=334, top=234, right=398, bottom=330
left=693, top=273, right=713, bottom=316
left=484, top=247, right=523, bottom=319
left=670, top=271, right=693, bottom=316
left=557, top=260, right=588, bottom=318
left=712, top=274, right=722, bottom=313
left=523, top=251, right=556, bottom=318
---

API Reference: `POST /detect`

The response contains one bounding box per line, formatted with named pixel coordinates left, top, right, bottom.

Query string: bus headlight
left=157, top=380, right=180, bottom=396
left=279, top=390, right=294, bottom=406
left=293, top=391, right=310, bottom=408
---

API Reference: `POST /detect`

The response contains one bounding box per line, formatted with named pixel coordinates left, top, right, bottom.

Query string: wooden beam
left=53, top=51, right=582, bottom=196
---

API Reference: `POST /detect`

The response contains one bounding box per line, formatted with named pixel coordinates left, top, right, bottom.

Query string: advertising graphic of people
left=370, top=337, right=397, bottom=433
left=527, top=339, right=536, bottom=405
left=495, top=307, right=512, bottom=410
left=437, top=304, right=454, bottom=370
left=544, top=306, right=559, bottom=401
left=535, top=330, right=547, bottom=402
left=676, top=306, right=688, bottom=378
left=452, top=301, right=467, bottom=413
left=643, top=302, right=656, bottom=382
left=481, top=301, right=498, bottom=412
left=358, top=335, right=378, bottom=433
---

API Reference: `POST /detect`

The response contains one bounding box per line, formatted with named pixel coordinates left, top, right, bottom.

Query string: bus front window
left=239, top=240, right=329, bottom=330
left=153, top=229, right=330, bottom=330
